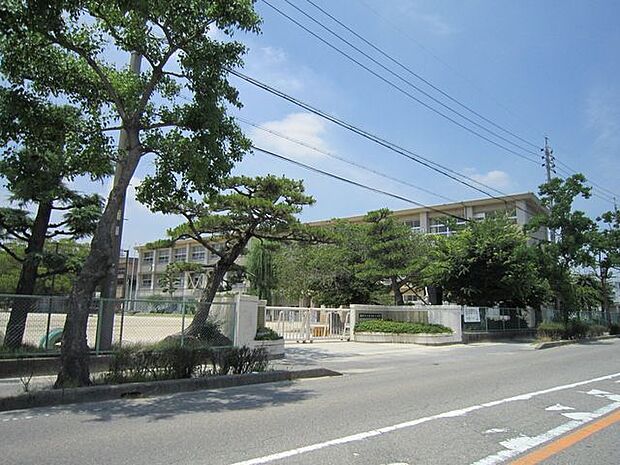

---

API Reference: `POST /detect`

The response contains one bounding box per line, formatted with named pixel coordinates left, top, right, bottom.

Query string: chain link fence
left=0, top=294, right=236, bottom=355
left=541, top=308, right=620, bottom=326
left=462, top=307, right=532, bottom=332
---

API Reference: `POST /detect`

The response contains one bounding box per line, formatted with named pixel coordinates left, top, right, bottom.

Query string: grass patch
left=355, top=319, right=452, bottom=335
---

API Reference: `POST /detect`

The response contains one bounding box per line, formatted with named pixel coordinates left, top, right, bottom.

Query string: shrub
left=103, top=343, right=268, bottom=384
left=255, top=327, right=283, bottom=341
left=104, top=342, right=211, bottom=384
left=354, top=319, right=452, bottom=334
left=609, top=324, right=620, bottom=335
left=537, top=321, right=565, bottom=341
left=587, top=324, right=607, bottom=338
left=566, top=320, right=590, bottom=340
left=210, top=346, right=269, bottom=375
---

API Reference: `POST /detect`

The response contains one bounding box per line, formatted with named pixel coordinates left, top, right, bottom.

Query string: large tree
left=526, top=174, right=596, bottom=321
left=0, top=1, right=261, bottom=386
left=157, top=175, right=317, bottom=339
left=430, top=214, right=549, bottom=307
left=0, top=90, right=109, bottom=348
left=586, top=209, right=620, bottom=321
left=273, top=221, right=383, bottom=307
left=358, top=209, right=432, bottom=305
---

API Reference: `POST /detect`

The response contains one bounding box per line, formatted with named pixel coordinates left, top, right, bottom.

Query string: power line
left=252, top=145, right=470, bottom=222
left=253, top=144, right=545, bottom=244
left=350, top=0, right=618, bottom=204
left=237, top=116, right=457, bottom=203
left=261, top=0, right=541, bottom=166
left=230, top=68, right=536, bottom=213
left=356, top=0, right=544, bottom=145
left=554, top=159, right=619, bottom=199
left=301, top=0, right=542, bottom=152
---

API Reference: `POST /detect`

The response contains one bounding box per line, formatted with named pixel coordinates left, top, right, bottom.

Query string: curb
left=535, top=334, right=619, bottom=350
left=0, top=368, right=341, bottom=412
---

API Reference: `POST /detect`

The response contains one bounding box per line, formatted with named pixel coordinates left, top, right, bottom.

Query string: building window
left=141, top=275, right=152, bottom=288
left=157, top=250, right=170, bottom=264
left=173, top=274, right=185, bottom=289
left=142, top=251, right=154, bottom=264
left=173, top=248, right=187, bottom=262
left=190, top=245, right=206, bottom=262
left=473, top=212, right=486, bottom=221
left=429, top=218, right=448, bottom=235
left=404, top=219, right=421, bottom=233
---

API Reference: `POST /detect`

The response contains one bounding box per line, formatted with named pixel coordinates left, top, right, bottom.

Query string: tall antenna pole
left=543, top=136, right=556, bottom=242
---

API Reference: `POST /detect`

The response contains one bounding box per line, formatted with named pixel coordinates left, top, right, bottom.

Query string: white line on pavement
left=471, top=401, right=620, bottom=465
left=228, top=372, right=620, bottom=465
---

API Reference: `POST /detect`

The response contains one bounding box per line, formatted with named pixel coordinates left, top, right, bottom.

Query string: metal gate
left=265, top=306, right=350, bottom=342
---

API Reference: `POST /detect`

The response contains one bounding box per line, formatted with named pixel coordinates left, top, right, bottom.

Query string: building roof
left=306, top=192, right=546, bottom=226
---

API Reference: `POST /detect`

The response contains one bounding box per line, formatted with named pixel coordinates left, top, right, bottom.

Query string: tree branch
left=0, top=243, right=25, bottom=262
left=45, top=30, right=128, bottom=122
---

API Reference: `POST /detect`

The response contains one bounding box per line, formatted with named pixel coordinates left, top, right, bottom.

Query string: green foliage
left=429, top=215, right=549, bottom=307
left=158, top=261, right=204, bottom=297
left=359, top=209, right=432, bottom=305
left=103, top=342, right=211, bottom=383
left=527, top=175, right=597, bottom=317
left=210, top=346, right=269, bottom=375
left=354, top=319, right=452, bottom=334
left=273, top=220, right=382, bottom=306
left=609, top=324, right=620, bottom=335
left=102, top=343, right=268, bottom=384
left=246, top=240, right=279, bottom=303
left=161, top=175, right=319, bottom=336
left=0, top=240, right=89, bottom=294
left=255, top=326, right=283, bottom=341
left=537, top=320, right=608, bottom=341
left=536, top=321, right=566, bottom=341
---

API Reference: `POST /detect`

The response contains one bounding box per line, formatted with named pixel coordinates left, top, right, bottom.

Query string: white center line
left=228, top=372, right=620, bottom=465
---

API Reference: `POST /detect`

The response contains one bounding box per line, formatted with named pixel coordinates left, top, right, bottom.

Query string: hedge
left=354, top=320, right=452, bottom=334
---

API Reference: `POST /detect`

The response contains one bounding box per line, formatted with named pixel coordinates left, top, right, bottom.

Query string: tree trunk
left=391, top=276, right=404, bottom=306
left=4, top=199, right=53, bottom=348
left=184, top=261, right=231, bottom=338
left=55, top=134, right=141, bottom=388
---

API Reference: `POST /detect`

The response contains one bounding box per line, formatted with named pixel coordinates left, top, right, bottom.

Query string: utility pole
left=98, top=51, right=142, bottom=350
left=542, top=136, right=556, bottom=243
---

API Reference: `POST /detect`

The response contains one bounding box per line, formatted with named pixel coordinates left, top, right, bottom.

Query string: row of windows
left=141, top=245, right=224, bottom=265
left=140, top=274, right=187, bottom=289
left=402, top=207, right=519, bottom=234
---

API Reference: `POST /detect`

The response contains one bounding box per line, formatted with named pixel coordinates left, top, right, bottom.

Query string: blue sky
left=3, top=1, right=620, bottom=251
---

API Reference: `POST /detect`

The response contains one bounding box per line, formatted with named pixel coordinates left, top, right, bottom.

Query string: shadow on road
left=57, top=382, right=316, bottom=423
left=280, top=345, right=358, bottom=366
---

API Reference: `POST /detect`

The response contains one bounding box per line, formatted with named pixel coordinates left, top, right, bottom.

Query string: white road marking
left=545, top=404, right=574, bottom=411
left=585, top=389, right=611, bottom=396
left=561, top=412, right=595, bottom=421
left=483, top=428, right=508, bottom=434
left=470, top=402, right=620, bottom=465
left=228, top=372, right=620, bottom=465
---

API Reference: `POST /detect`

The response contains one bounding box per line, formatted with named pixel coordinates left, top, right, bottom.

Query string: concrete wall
left=232, top=294, right=259, bottom=348
left=349, top=304, right=462, bottom=343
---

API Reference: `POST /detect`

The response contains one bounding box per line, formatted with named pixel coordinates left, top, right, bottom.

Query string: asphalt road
left=1, top=340, right=619, bottom=465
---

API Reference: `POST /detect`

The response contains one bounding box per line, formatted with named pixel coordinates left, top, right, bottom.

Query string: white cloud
left=466, top=169, right=512, bottom=190
left=395, top=2, right=457, bottom=36
left=250, top=112, right=330, bottom=160
left=245, top=45, right=305, bottom=93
